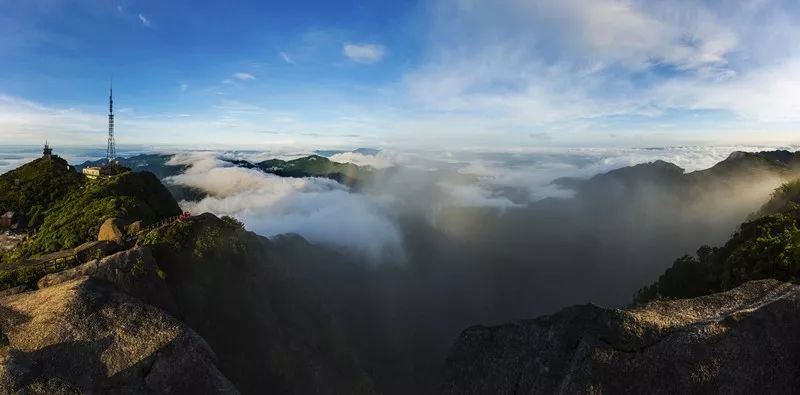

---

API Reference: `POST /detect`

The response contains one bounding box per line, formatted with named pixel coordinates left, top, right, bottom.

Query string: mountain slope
left=6, top=170, right=180, bottom=261
left=554, top=150, right=800, bottom=200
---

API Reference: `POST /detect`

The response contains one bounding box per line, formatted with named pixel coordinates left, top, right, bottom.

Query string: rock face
left=126, top=220, right=143, bottom=236
left=0, top=277, right=237, bottom=394
left=442, top=279, right=800, bottom=394
left=73, top=239, right=123, bottom=261
left=38, top=247, right=177, bottom=314
left=97, top=217, right=131, bottom=243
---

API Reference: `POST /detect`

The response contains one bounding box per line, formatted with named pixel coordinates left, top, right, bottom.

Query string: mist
left=161, top=146, right=794, bottom=394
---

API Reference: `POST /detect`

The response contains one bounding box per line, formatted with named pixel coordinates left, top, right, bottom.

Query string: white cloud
left=279, top=51, right=294, bottom=64
left=442, top=183, right=522, bottom=209
left=179, top=82, right=188, bottom=92
left=233, top=72, right=256, bottom=81
left=164, top=152, right=405, bottom=262
left=342, top=43, right=386, bottom=64
left=137, top=13, right=151, bottom=28
left=398, top=0, right=800, bottom=138
left=654, top=58, right=800, bottom=122
left=328, top=151, right=398, bottom=169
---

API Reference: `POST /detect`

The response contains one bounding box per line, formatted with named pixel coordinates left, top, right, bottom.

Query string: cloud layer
left=164, top=152, right=404, bottom=262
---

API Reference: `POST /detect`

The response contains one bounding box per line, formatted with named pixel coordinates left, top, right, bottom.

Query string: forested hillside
left=635, top=178, right=800, bottom=303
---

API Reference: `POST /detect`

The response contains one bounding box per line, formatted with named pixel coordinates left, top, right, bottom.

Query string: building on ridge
left=42, top=141, right=53, bottom=159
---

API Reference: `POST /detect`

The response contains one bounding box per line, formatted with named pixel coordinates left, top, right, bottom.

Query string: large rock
left=97, top=217, right=131, bottom=243
left=38, top=247, right=177, bottom=314
left=0, top=277, right=237, bottom=393
left=72, top=239, right=123, bottom=261
left=442, top=279, right=800, bottom=394
left=126, top=220, right=143, bottom=236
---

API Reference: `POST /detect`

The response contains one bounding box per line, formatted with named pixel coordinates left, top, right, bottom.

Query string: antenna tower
left=107, top=81, right=115, bottom=164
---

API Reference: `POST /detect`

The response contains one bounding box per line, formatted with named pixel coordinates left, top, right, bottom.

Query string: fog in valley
left=148, top=146, right=792, bottom=393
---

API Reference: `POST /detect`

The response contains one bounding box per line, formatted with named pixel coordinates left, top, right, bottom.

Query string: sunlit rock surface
left=0, top=277, right=236, bottom=394
left=442, top=279, right=800, bottom=394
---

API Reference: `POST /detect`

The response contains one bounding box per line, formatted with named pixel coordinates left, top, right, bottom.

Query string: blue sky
left=1, top=0, right=800, bottom=149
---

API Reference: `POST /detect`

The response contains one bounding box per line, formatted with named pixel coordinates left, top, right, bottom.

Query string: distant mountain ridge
left=77, top=152, right=376, bottom=189
left=554, top=150, right=800, bottom=195
left=222, top=154, right=373, bottom=187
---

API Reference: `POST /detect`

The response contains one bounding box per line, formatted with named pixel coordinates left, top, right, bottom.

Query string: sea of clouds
left=2, top=144, right=798, bottom=261
left=158, top=145, right=798, bottom=261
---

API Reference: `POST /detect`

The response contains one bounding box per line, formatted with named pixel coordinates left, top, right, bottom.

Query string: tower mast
left=106, top=80, right=115, bottom=165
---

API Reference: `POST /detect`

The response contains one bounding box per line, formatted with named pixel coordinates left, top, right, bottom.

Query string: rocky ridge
left=442, top=279, right=800, bottom=394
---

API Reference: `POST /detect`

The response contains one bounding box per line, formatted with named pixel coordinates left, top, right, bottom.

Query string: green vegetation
left=221, top=215, right=245, bottom=229
left=3, top=170, right=180, bottom=262
left=140, top=214, right=245, bottom=259
left=0, top=259, right=81, bottom=291
left=635, top=179, right=800, bottom=303
left=130, top=257, right=146, bottom=279
left=155, top=265, right=167, bottom=280
left=0, top=157, right=83, bottom=228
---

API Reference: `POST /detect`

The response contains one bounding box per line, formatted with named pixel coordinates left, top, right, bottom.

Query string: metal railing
left=125, top=214, right=184, bottom=242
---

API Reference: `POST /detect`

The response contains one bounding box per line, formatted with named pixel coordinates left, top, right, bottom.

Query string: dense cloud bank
left=165, top=152, right=405, bottom=262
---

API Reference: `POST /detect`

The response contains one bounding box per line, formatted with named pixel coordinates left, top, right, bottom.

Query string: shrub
left=130, top=257, right=146, bottom=279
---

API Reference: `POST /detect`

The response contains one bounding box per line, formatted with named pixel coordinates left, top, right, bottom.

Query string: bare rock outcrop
left=97, top=218, right=131, bottom=243
left=73, top=239, right=123, bottom=261
left=442, top=279, right=800, bottom=394
left=38, top=247, right=177, bottom=314
left=126, top=220, right=143, bottom=236
left=0, top=277, right=237, bottom=393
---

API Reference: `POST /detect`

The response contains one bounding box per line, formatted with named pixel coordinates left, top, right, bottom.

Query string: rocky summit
left=442, top=279, right=800, bottom=394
